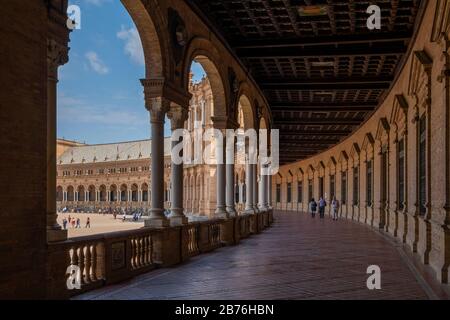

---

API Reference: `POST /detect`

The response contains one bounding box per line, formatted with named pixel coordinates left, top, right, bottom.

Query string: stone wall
left=0, top=0, right=48, bottom=299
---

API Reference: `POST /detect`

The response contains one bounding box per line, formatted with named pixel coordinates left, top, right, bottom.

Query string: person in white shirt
left=332, top=197, right=340, bottom=221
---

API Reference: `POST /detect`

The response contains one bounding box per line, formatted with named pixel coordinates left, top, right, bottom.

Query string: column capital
left=141, top=78, right=192, bottom=109
left=167, top=105, right=189, bottom=130
left=145, top=97, right=170, bottom=124
left=47, top=38, right=69, bottom=72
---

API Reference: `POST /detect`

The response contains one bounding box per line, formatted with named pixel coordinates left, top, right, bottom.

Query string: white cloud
left=84, top=0, right=111, bottom=6
left=117, top=26, right=145, bottom=66
left=58, top=93, right=147, bottom=127
left=85, top=51, right=109, bottom=75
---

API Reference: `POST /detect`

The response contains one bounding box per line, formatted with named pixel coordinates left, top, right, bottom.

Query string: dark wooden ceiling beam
left=270, top=102, right=377, bottom=112
left=261, top=80, right=391, bottom=91
left=260, top=76, right=393, bottom=91
left=237, top=44, right=407, bottom=59
left=232, top=32, right=412, bottom=49
left=272, top=106, right=374, bottom=112
left=279, top=138, right=341, bottom=144
left=279, top=130, right=352, bottom=136
left=275, top=118, right=363, bottom=125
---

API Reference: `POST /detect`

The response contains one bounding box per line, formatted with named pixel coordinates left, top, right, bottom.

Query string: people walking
left=85, top=217, right=91, bottom=228
left=309, top=198, right=317, bottom=218
left=332, top=197, right=340, bottom=221
left=76, top=218, right=81, bottom=229
left=319, top=197, right=327, bottom=219
left=62, top=218, right=68, bottom=230
left=71, top=218, right=76, bottom=229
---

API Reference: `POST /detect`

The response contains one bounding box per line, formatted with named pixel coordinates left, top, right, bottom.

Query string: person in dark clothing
left=319, top=197, right=327, bottom=219
left=309, top=198, right=317, bottom=218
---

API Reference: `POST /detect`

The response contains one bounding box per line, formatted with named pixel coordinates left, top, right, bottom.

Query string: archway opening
left=55, top=0, right=168, bottom=237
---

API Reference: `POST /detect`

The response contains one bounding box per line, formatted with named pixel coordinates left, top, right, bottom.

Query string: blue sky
left=58, top=0, right=205, bottom=144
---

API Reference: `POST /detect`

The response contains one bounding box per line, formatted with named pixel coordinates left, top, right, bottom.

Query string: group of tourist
left=308, top=197, right=340, bottom=221
left=61, top=215, right=91, bottom=230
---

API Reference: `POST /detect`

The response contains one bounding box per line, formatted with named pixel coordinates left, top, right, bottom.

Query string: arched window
left=56, top=186, right=63, bottom=202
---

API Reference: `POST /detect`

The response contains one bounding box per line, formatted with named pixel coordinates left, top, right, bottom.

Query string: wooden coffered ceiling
left=187, top=0, right=424, bottom=165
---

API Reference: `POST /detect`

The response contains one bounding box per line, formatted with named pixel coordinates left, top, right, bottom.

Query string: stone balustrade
left=46, top=210, right=273, bottom=299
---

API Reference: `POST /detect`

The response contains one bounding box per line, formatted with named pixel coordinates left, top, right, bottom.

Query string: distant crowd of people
left=61, top=215, right=90, bottom=230
left=308, top=196, right=340, bottom=221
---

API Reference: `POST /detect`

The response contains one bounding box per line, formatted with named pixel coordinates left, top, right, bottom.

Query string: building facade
left=57, top=76, right=248, bottom=217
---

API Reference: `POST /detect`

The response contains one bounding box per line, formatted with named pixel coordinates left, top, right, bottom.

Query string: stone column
left=252, top=164, right=259, bottom=212
left=226, top=129, right=237, bottom=217
left=215, top=129, right=227, bottom=217
left=268, top=174, right=273, bottom=209
left=245, top=160, right=255, bottom=214
left=168, top=105, right=189, bottom=225
left=259, top=164, right=268, bottom=211
left=144, top=97, right=170, bottom=228
left=46, top=40, right=68, bottom=242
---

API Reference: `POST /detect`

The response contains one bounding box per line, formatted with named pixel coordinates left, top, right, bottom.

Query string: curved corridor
left=76, top=212, right=437, bottom=300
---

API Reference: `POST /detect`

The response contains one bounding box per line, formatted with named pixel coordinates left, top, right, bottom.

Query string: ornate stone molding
left=167, top=105, right=189, bottom=130
left=141, top=78, right=192, bottom=109
left=146, top=97, right=170, bottom=123
left=47, top=39, right=69, bottom=71
left=431, top=0, right=450, bottom=43
left=408, top=51, right=433, bottom=114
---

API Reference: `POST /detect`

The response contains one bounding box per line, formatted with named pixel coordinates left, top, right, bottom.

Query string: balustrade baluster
left=90, top=244, right=97, bottom=282
left=77, top=246, right=85, bottom=285
left=83, top=245, right=91, bottom=284
left=130, top=239, right=136, bottom=269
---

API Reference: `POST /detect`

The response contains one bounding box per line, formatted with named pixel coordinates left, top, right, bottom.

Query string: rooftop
left=57, top=138, right=173, bottom=165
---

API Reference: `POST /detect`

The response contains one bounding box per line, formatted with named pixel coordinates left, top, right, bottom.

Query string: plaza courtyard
left=57, top=213, right=143, bottom=238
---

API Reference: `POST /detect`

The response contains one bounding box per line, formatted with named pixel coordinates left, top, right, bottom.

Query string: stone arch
left=141, top=183, right=149, bottom=202
left=67, top=186, right=74, bottom=202
left=88, top=185, right=96, bottom=202
left=56, top=186, right=63, bottom=202
left=183, top=38, right=228, bottom=118
left=362, top=133, right=375, bottom=155
left=259, top=116, right=268, bottom=131
left=110, top=185, right=118, bottom=202
left=131, top=184, right=139, bottom=202
left=390, top=94, right=409, bottom=140
left=238, top=95, right=255, bottom=130
left=77, top=185, right=85, bottom=202
left=375, top=118, right=391, bottom=146
left=99, top=185, right=107, bottom=202
left=120, top=184, right=128, bottom=202
left=121, top=0, right=169, bottom=78
left=350, top=143, right=361, bottom=164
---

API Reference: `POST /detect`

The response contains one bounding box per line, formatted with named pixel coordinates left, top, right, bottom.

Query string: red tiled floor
left=76, top=211, right=435, bottom=300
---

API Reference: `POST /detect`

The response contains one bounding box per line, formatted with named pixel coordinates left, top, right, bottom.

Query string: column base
left=258, top=206, right=268, bottom=213
left=226, top=206, right=237, bottom=217
left=47, top=228, right=68, bottom=242
left=144, top=211, right=170, bottom=228
left=170, top=215, right=189, bottom=226
left=215, top=206, right=229, bottom=218
left=244, top=208, right=256, bottom=215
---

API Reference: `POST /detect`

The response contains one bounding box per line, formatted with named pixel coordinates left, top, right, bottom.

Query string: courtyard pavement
left=76, top=211, right=442, bottom=300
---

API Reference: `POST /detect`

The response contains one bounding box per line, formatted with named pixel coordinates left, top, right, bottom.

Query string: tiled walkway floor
left=77, top=211, right=432, bottom=300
